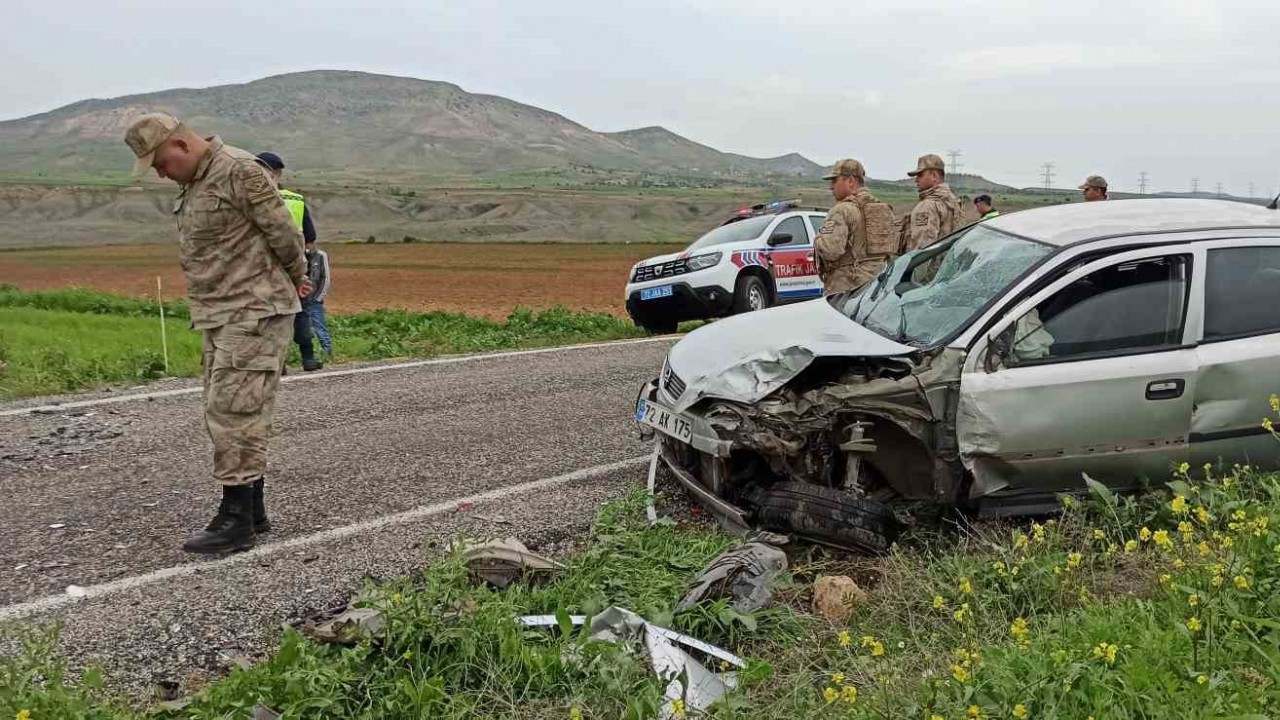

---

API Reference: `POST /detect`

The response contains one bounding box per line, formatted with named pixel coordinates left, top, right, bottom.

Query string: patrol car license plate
left=635, top=398, right=693, bottom=443
left=640, top=285, right=674, bottom=300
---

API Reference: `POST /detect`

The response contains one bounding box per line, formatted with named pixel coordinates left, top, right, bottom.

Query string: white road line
left=0, top=455, right=650, bottom=622
left=0, top=336, right=675, bottom=417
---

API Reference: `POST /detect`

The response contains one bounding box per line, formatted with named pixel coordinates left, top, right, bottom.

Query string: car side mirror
left=767, top=233, right=792, bottom=246
left=984, top=326, right=1015, bottom=372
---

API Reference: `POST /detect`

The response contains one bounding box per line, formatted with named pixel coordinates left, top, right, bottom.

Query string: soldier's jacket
left=174, top=137, right=307, bottom=330
left=814, top=188, right=895, bottom=294
left=900, top=183, right=963, bottom=253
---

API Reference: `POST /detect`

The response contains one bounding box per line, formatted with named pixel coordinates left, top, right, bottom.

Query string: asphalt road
left=0, top=337, right=676, bottom=698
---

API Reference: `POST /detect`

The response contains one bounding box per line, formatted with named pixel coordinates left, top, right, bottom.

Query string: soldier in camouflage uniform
left=124, top=113, right=311, bottom=554
left=814, top=158, right=895, bottom=294
left=901, top=154, right=964, bottom=253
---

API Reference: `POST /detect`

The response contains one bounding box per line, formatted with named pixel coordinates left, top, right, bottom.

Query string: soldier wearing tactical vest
left=901, top=154, right=963, bottom=253
left=814, top=158, right=897, bottom=294
left=255, top=152, right=322, bottom=372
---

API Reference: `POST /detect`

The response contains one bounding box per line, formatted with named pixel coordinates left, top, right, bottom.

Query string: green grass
left=0, top=286, right=650, bottom=400
left=7, top=459, right=1280, bottom=718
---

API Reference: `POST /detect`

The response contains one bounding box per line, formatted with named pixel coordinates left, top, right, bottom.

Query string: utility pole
left=1216, top=182, right=1224, bottom=198
left=1138, top=171, right=1149, bottom=195
left=1249, top=183, right=1256, bottom=199
left=947, top=150, right=963, bottom=189
left=1191, top=177, right=1200, bottom=194
left=1041, top=162, right=1055, bottom=191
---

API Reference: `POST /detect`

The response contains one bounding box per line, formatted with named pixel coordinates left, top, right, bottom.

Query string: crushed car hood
left=666, top=299, right=915, bottom=411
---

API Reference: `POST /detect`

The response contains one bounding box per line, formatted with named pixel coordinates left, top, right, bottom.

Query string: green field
left=0, top=286, right=650, bottom=400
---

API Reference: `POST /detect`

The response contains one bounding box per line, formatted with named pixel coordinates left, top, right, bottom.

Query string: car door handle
left=1146, top=379, right=1185, bottom=401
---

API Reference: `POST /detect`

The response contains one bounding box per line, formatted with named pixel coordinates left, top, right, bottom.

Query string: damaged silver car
left=636, top=199, right=1280, bottom=552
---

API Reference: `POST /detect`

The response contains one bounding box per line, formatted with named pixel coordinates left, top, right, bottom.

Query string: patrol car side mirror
left=767, top=233, right=793, bottom=246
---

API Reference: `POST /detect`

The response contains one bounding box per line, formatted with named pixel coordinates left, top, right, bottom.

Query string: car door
left=765, top=215, right=822, bottom=301
left=1188, top=239, right=1280, bottom=471
left=957, top=246, right=1198, bottom=499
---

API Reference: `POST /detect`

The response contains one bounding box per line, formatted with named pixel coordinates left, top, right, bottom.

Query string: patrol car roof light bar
left=735, top=198, right=802, bottom=217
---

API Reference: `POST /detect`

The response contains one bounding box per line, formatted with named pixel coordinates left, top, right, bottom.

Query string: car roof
left=985, top=198, right=1280, bottom=247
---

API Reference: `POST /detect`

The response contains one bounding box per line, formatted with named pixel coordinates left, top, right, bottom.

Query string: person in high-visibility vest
left=256, top=152, right=322, bottom=371
left=974, top=194, right=1000, bottom=220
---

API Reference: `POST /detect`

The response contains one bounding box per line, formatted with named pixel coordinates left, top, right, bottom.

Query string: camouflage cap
left=1078, top=175, right=1108, bottom=190
left=822, top=158, right=866, bottom=181
left=907, top=154, right=946, bottom=177
left=123, top=113, right=182, bottom=177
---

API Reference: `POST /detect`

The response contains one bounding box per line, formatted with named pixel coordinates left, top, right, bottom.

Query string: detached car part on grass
left=637, top=200, right=1280, bottom=552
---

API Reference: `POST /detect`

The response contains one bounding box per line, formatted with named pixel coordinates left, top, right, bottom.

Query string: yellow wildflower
left=838, top=630, right=852, bottom=648
left=933, top=595, right=944, bottom=610
left=932, top=716, right=945, bottom=720
left=1233, top=509, right=1248, bottom=522
left=960, top=577, right=974, bottom=594
left=823, top=687, right=839, bottom=704
left=1106, top=543, right=1119, bottom=555
left=1031, top=522, right=1046, bottom=544
left=1186, top=616, right=1202, bottom=633
left=1254, top=516, right=1270, bottom=536
left=391, top=592, right=403, bottom=605
left=671, top=700, right=687, bottom=719
left=830, top=672, right=845, bottom=685
left=1188, top=593, right=1200, bottom=607
left=1197, top=541, right=1212, bottom=557
left=1013, top=704, right=1030, bottom=719
left=1092, top=642, right=1118, bottom=665
left=1262, top=417, right=1274, bottom=433
left=954, top=603, right=969, bottom=623
left=1196, top=506, right=1212, bottom=525
left=1270, top=394, right=1279, bottom=413
left=1010, top=617, right=1030, bottom=646
left=402, top=650, right=413, bottom=660
left=1178, top=461, right=1191, bottom=475
left=1093, top=529, right=1106, bottom=541
left=1173, top=558, right=1187, bottom=570
left=1153, top=530, right=1172, bottom=548
left=1067, top=552, right=1082, bottom=570
left=1211, top=574, right=1224, bottom=588
left=1159, top=574, right=1173, bottom=586
left=569, top=709, right=582, bottom=720
left=1124, top=539, right=1139, bottom=553
left=861, top=635, right=885, bottom=656
left=1140, top=527, right=1153, bottom=542
left=1235, top=575, right=1251, bottom=590
left=1171, top=495, right=1189, bottom=514
left=841, top=685, right=858, bottom=704
left=1178, top=520, right=1194, bottom=537
left=16, top=712, right=32, bottom=720
left=968, top=705, right=984, bottom=719
left=1197, top=674, right=1209, bottom=685
left=1078, top=584, right=1091, bottom=604
left=1053, top=565, right=1063, bottom=576
left=951, top=663, right=971, bottom=682
left=1011, top=563, right=1022, bottom=576
left=1013, top=533, right=1029, bottom=551
left=1220, top=536, right=1234, bottom=550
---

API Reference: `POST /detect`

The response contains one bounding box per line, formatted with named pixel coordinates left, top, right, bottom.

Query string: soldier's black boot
left=252, top=477, right=271, bottom=534
left=182, top=484, right=256, bottom=554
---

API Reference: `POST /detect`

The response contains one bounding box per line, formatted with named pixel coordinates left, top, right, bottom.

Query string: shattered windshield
left=843, top=225, right=1053, bottom=347
left=687, top=216, right=773, bottom=250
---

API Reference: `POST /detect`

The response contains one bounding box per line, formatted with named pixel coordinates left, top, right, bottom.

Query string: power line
left=1249, top=183, right=1256, bottom=199
left=1138, top=171, right=1149, bottom=195
left=947, top=150, right=963, bottom=190
left=1191, top=177, right=1200, bottom=194
left=1041, top=162, right=1055, bottom=191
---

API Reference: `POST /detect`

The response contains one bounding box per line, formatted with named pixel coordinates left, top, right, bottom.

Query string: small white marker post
left=156, top=276, right=170, bottom=374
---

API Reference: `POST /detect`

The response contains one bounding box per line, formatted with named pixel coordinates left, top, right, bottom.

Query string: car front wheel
left=732, top=275, right=772, bottom=314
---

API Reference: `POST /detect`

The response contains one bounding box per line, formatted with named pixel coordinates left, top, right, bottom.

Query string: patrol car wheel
left=733, top=275, right=771, bottom=314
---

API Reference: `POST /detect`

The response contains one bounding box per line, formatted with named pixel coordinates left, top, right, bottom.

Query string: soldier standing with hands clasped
left=123, top=113, right=311, bottom=554
left=814, top=158, right=897, bottom=294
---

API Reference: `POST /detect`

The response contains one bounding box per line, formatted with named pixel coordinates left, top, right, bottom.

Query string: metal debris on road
left=677, top=534, right=789, bottom=614
left=458, top=537, right=564, bottom=589
left=518, top=606, right=747, bottom=719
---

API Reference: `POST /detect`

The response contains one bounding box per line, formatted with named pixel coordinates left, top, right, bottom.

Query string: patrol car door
left=766, top=215, right=822, bottom=301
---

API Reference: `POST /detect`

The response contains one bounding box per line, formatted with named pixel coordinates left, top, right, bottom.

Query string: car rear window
left=1204, top=246, right=1280, bottom=340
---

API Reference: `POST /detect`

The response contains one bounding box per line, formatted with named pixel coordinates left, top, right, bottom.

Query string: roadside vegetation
left=0, top=286, right=651, bottom=400
left=6, top=430, right=1280, bottom=718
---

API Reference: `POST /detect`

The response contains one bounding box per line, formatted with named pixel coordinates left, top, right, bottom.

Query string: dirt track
left=0, top=242, right=681, bottom=317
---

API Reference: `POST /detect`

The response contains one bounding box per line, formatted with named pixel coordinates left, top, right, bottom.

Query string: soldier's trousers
left=201, top=315, right=293, bottom=486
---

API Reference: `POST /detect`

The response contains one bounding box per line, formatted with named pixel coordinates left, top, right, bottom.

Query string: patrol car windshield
left=687, top=216, right=774, bottom=251
left=840, top=225, right=1053, bottom=347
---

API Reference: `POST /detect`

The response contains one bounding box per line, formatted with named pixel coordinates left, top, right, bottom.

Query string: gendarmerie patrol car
left=624, top=200, right=829, bottom=333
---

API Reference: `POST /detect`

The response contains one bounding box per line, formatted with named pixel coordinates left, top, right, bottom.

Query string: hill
left=0, top=71, right=821, bottom=184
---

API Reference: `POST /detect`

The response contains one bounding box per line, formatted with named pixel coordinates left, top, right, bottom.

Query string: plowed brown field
left=0, top=242, right=683, bottom=318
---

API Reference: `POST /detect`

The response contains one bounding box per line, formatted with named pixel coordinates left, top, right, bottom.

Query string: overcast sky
left=5, top=0, right=1278, bottom=194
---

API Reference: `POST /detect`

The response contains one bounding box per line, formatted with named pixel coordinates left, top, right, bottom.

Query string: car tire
left=751, top=481, right=897, bottom=554
left=642, top=321, right=678, bottom=335
left=732, top=274, right=772, bottom=314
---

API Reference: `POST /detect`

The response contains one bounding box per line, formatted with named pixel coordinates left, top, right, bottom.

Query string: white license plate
left=635, top=397, right=693, bottom=443
left=641, top=285, right=674, bottom=300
